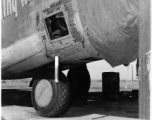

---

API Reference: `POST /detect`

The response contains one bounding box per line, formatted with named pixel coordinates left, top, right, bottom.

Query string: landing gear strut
left=31, top=56, right=70, bottom=117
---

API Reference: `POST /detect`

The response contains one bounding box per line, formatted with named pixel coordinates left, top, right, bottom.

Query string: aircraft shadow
left=2, top=89, right=33, bottom=107
left=1, top=89, right=138, bottom=119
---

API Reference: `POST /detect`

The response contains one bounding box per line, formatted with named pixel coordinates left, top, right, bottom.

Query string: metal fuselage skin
left=2, top=0, right=139, bottom=79
left=2, top=0, right=100, bottom=79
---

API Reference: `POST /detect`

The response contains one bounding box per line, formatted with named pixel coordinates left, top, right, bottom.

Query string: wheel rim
left=35, top=79, right=53, bottom=107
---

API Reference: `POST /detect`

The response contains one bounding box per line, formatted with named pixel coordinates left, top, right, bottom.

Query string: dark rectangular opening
left=45, top=12, right=69, bottom=40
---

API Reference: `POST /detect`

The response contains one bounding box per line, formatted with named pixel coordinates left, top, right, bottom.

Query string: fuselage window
left=45, top=12, right=69, bottom=40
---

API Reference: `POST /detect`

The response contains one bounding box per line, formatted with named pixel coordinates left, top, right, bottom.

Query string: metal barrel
left=102, top=72, right=120, bottom=101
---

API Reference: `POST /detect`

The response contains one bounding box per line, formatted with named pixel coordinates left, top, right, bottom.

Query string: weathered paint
left=2, top=0, right=139, bottom=79
left=41, top=0, right=82, bottom=53
left=2, top=0, right=96, bottom=79
left=2, top=0, right=18, bottom=18
left=21, top=0, right=33, bottom=7
left=2, top=33, right=44, bottom=70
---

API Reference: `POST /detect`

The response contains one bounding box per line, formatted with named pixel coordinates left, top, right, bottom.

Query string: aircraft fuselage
left=2, top=0, right=139, bottom=79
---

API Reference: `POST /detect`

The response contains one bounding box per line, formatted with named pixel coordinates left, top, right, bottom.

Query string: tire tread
left=43, top=82, right=70, bottom=117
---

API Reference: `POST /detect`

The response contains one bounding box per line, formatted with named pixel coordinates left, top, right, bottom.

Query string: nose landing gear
left=31, top=56, right=70, bottom=117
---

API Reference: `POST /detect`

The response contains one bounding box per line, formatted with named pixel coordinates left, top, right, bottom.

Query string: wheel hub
left=35, top=79, right=53, bottom=107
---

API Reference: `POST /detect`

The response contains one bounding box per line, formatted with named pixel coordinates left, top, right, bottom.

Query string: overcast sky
left=87, top=60, right=137, bottom=80
left=63, top=60, right=137, bottom=81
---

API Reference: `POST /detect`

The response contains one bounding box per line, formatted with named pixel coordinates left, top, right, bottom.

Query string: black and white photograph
left=1, top=0, right=151, bottom=120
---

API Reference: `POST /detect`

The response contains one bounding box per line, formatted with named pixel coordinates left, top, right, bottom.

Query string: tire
left=67, top=65, right=91, bottom=101
left=31, top=72, right=70, bottom=117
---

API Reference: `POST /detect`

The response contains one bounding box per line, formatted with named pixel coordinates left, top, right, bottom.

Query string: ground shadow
left=63, top=92, right=138, bottom=118
left=2, top=89, right=32, bottom=107
left=1, top=89, right=138, bottom=119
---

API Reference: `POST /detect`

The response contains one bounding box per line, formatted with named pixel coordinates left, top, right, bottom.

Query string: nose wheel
left=31, top=56, right=70, bottom=117
left=31, top=72, right=70, bottom=117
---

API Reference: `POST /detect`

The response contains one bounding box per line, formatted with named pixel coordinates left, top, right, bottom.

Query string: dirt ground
left=1, top=80, right=139, bottom=120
